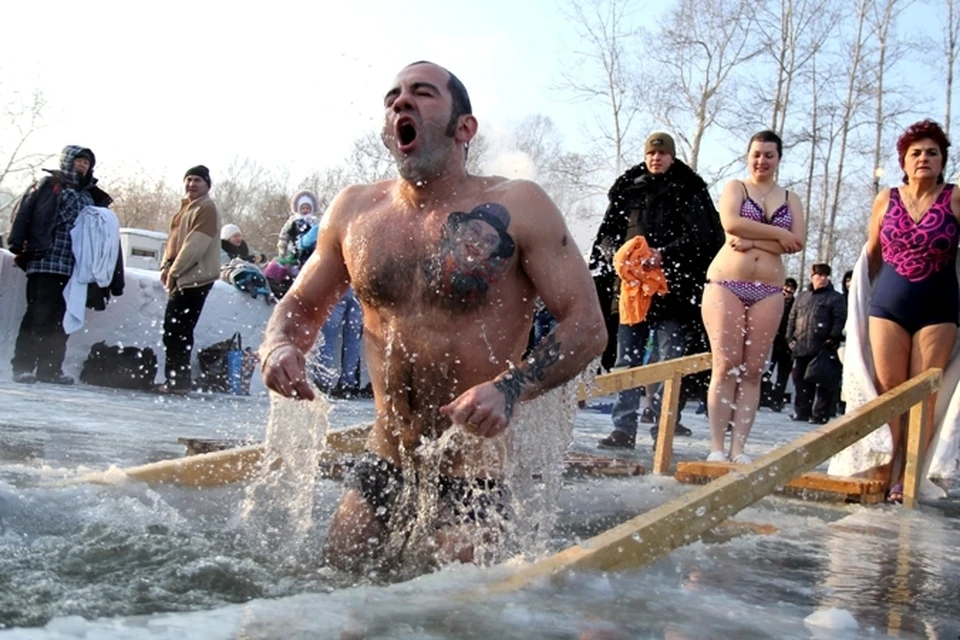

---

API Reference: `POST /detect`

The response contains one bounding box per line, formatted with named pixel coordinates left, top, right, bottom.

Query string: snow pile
left=0, top=249, right=274, bottom=393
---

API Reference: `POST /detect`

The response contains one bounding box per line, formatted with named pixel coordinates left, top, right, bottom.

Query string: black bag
left=804, top=346, right=842, bottom=388
left=197, top=332, right=243, bottom=393
left=79, top=342, right=158, bottom=390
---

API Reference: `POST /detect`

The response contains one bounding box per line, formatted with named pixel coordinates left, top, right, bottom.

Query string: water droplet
left=695, top=506, right=706, bottom=517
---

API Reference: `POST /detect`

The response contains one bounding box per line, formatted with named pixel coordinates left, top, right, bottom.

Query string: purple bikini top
left=881, top=184, right=959, bottom=282
left=739, top=182, right=792, bottom=230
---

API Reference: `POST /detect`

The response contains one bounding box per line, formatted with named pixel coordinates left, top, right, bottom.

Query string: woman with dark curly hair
left=837, top=119, right=960, bottom=503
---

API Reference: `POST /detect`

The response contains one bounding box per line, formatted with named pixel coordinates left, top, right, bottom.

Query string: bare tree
left=944, top=0, right=960, bottom=174
left=754, top=0, right=838, bottom=139
left=869, top=0, right=914, bottom=196
left=298, top=165, right=353, bottom=214
left=0, top=87, right=51, bottom=215
left=215, top=157, right=291, bottom=255
left=346, top=132, right=396, bottom=184
left=646, top=0, right=766, bottom=175
left=513, top=114, right=604, bottom=220
left=823, top=0, right=874, bottom=263
left=558, top=0, right=645, bottom=176
left=109, top=174, right=180, bottom=231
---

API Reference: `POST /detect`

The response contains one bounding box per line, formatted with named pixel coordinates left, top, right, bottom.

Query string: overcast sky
left=1, top=0, right=594, bottom=186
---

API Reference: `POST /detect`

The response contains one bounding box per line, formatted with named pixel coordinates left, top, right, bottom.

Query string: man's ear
left=455, top=115, right=479, bottom=145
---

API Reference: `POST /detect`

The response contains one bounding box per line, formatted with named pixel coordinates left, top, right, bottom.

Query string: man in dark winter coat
left=592, top=132, right=724, bottom=449
left=8, top=145, right=112, bottom=385
left=766, top=277, right=798, bottom=411
left=786, top=264, right=847, bottom=424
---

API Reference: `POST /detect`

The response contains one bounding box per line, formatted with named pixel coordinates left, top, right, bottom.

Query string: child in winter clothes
left=276, top=190, right=319, bottom=262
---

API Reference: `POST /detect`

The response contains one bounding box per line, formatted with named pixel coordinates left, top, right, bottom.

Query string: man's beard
left=385, top=122, right=454, bottom=184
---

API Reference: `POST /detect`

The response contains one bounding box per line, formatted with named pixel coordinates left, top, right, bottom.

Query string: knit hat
left=644, top=132, right=676, bottom=158
left=296, top=194, right=314, bottom=214
left=221, top=224, right=241, bottom=240
left=184, top=165, right=212, bottom=186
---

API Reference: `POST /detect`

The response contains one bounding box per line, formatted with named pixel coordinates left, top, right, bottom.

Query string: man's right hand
left=261, top=344, right=315, bottom=400
left=160, top=269, right=168, bottom=286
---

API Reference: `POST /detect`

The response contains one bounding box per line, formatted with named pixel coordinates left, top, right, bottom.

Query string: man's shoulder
left=480, top=177, right=551, bottom=207
left=194, top=195, right=218, bottom=212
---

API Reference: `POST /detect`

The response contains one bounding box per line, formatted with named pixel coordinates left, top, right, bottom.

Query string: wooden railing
left=577, top=353, right=712, bottom=474
left=485, top=368, right=942, bottom=593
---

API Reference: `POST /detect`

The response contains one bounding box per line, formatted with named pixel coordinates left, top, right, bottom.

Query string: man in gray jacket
left=786, top=263, right=847, bottom=424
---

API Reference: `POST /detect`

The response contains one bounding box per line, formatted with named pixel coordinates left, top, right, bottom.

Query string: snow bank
left=0, top=249, right=274, bottom=393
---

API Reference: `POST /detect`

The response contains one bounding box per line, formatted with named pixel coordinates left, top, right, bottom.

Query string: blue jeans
left=611, top=319, right=686, bottom=436
left=316, top=288, right=363, bottom=390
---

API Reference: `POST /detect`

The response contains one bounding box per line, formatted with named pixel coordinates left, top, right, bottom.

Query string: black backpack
left=197, top=332, right=242, bottom=393
left=79, top=342, right=158, bottom=390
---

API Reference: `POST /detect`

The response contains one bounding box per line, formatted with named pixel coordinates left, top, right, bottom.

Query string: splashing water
left=237, top=390, right=331, bottom=562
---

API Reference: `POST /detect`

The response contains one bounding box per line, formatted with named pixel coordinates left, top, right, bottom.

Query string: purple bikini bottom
left=707, top=280, right=782, bottom=308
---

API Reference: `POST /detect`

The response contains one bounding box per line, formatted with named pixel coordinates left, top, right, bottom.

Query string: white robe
left=827, top=246, right=960, bottom=499
left=63, top=206, right=120, bottom=335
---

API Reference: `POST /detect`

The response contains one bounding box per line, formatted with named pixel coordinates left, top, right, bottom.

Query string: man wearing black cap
left=590, top=132, right=724, bottom=450
left=8, top=145, right=113, bottom=384
left=156, top=165, right=221, bottom=395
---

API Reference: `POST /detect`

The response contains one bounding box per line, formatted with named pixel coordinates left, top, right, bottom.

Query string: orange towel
left=614, top=236, right=669, bottom=325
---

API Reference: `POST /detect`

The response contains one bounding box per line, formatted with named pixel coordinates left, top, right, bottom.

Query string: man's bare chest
left=347, top=201, right=519, bottom=313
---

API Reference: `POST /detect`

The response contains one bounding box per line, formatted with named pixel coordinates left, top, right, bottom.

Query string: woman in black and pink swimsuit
left=866, top=119, right=960, bottom=503
left=702, top=131, right=806, bottom=463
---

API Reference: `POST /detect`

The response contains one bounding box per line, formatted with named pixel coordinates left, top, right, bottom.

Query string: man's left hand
left=440, top=381, right=510, bottom=438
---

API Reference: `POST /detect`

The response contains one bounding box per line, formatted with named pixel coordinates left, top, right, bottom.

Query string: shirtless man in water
left=260, top=61, right=606, bottom=569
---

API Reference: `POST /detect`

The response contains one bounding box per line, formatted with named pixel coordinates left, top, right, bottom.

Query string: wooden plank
left=51, top=426, right=369, bottom=489
left=903, top=396, right=932, bottom=509
left=578, top=353, right=711, bottom=401
left=675, top=461, right=885, bottom=503
left=561, top=452, right=645, bottom=478
left=52, top=358, right=706, bottom=489
left=178, top=438, right=645, bottom=479
left=484, top=369, right=941, bottom=594
left=652, top=370, right=683, bottom=475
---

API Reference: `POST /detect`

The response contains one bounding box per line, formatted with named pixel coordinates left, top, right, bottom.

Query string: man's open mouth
left=397, top=119, right=418, bottom=149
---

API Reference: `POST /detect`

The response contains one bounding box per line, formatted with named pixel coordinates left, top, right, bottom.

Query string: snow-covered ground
left=0, top=249, right=274, bottom=394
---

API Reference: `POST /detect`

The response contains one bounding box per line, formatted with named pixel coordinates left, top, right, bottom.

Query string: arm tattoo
left=493, top=333, right=563, bottom=420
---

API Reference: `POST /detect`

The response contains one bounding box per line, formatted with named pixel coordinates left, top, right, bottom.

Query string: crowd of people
left=6, top=160, right=367, bottom=397
left=5, top=59, right=958, bottom=571
left=590, top=118, right=958, bottom=503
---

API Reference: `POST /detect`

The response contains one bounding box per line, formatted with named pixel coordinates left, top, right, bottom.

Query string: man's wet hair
left=405, top=61, right=472, bottom=138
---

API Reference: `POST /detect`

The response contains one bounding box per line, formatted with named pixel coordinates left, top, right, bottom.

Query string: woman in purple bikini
left=702, top=130, right=806, bottom=463
left=866, top=119, right=960, bottom=503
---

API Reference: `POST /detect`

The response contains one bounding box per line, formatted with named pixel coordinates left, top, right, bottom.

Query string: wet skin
left=259, top=62, right=604, bottom=569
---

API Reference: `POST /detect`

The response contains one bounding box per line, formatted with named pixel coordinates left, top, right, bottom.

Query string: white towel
left=63, top=206, right=120, bottom=335
left=827, top=245, right=960, bottom=498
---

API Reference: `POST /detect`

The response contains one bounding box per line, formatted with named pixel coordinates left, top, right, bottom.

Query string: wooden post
left=652, top=370, right=683, bottom=474
left=902, top=396, right=932, bottom=509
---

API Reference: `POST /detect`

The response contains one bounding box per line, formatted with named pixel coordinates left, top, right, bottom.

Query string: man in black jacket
left=8, top=145, right=112, bottom=385
left=766, top=277, right=798, bottom=411
left=591, top=133, right=724, bottom=449
left=786, top=264, right=847, bottom=424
